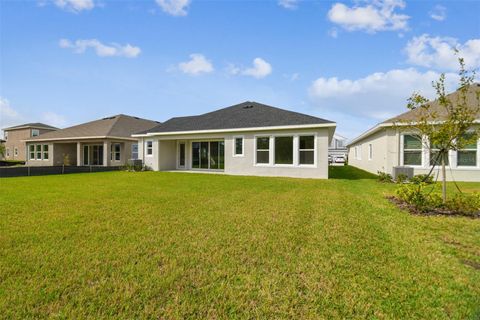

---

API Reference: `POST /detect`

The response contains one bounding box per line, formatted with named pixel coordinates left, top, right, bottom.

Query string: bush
left=410, top=174, right=434, bottom=185
left=446, top=193, right=480, bottom=216
left=377, top=171, right=393, bottom=183
left=395, top=174, right=408, bottom=184
left=396, top=183, right=429, bottom=210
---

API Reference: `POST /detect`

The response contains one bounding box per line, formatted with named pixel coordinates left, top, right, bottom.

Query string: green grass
left=1, top=167, right=479, bottom=319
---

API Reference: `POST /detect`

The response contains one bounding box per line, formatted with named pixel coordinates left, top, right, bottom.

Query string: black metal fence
left=0, top=166, right=121, bottom=178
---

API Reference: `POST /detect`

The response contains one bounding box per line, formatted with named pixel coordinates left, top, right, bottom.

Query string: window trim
left=6, top=148, right=10, bottom=157
left=29, top=145, right=35, bottom=160
left=400, top=134, right=424, bottom=167
left=354, top=145, right=362, bottom=160
left=42, top=144, right=49, bottom=161
left=456, top=137, right=478, bottom=168
left=232, top=136, right=244, bottom=157
left=145, top=140, right=153, bottom=157
left=14, top=147, right=18, bottom=156
left=253, top=133, right=317, bottom=168
left=368, top=144, right=372, bottom=161
left=111, top=143, right=121, bottom=162
left=31, top=129, right=40, bottom=137
left=131, top=143, right=139, bottom=160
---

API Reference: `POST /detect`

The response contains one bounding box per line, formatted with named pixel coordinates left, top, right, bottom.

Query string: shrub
left=396, top=183, right=429, bottom=210
left=410, top=174, right=434, bottom=185
left=446, top=193, right=480, bottom=216
left=377, top=171, right=393, bottom=183
left=395, top=174, right=408, bottom=184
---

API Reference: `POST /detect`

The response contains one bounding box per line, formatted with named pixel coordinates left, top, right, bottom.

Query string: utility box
left=392, top=166, right=414, bottom=180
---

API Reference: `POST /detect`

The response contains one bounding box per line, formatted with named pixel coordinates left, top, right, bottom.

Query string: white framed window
left=131, top=143, right=138, bottom=160
left=368, top=144, right=372, bottom=160
left=274, top=136, right=294, bottom=165
left=6, top=148, right=10, bottom=157
left=4, top=132, right=8, bottom=141
left=255, top=136, right=270, bottom=164
left=233, top=136, right=244, bottom=157
left=43, top=145, right=49, bottom=160
left=31, top=129, right=40, bottom=137
left=36, top=145, right=42, bottom=160
left=111, top=143, right=121, bottom=161
left=146, top=141, right=153, bottom=156
left=14, top=148, right=18, bottom=156
left=29, top=145, right=35, bottom=160
left=429, top=142, right=449, bottom=166
left=402, top=134, right=422, bottom=166
left=457, top=136, right=477, bottom=167
left=355, top=145, right=362, bottom=160
left=299, top=135, right=315, bottom=165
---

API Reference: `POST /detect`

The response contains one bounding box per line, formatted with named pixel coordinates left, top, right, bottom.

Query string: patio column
left=77, top=142, right=81, bottom=166
left=103, top=141, right=109, bottom=166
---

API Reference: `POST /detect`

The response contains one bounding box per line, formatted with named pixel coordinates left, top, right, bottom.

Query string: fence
left=0, top=166, right=121, bottom=178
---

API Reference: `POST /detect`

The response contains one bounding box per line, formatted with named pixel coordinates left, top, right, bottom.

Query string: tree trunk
left=441, top=152, right=447, bottom=204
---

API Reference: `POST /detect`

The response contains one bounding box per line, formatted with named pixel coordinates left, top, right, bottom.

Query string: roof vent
left=243, top=105, right=254, bottom=109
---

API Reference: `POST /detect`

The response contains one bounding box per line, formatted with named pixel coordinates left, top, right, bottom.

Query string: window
left=131, top=144, right=138, bottom=160
left=14, top=148, right=18, bottom=156
left=36, top=145, right=42, bottom=160
left=457, top=135, right=477, bottom=167
left=4, top=132, right=7, bottom=141
left=299, top=136, right=314, bottom=165
left=256, top=137, right=270, bottom=164
left=234, top=137, right=244, bottom=156
left=368, top=144, right=373, bottom=160
left=355, top=145, right=362, bottom=160
left=430, top=142, right=449, bottom=166
left=6, top=148, right=10, bottom=157
left=43, top=145, right=49, bottom=160
left=31, top=129, right=40, bottom=137
left=111, top=143, right=121, bottom=161
left=29, top=145, right=35, bottom=160
left=275, top=136, right=293, bottom=165
left=403, top=134, right=422, bottom=166
left=146, top=141, right=153, bottom=156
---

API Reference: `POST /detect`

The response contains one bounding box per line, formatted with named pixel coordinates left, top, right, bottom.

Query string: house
left=133, top=101, right=336, bottom=179
left=2, top=123, right=58, bottom=161
left=24, top=115, right=159, bottom=167
left=328, top=134, right=348, bottom=160
left=347, top=84, right=480, bottom=181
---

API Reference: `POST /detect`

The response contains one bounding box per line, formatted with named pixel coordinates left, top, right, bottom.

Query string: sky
left=1, top=0, right=479, bottom=139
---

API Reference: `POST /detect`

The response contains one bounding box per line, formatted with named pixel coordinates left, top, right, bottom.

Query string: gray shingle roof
left=3, top=123, right=59, bottom=131
left=26, top=114, right=160, bottom=141
left=139, top=101, right=334, bottom=134
left=382, top=83, right=480, bottom=124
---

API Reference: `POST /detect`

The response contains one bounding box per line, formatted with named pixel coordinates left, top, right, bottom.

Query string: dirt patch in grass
left=386, top=196, right=480, bottom=219
left=461, top=259, right=480, bottom=270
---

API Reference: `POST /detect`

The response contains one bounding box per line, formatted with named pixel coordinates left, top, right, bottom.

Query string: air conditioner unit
left=392, top=166, right=414, bottom=180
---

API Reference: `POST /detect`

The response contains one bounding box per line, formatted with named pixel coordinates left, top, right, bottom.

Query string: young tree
left=399, top=58, right=480, bottom=203
left=0, top=144, right=5, bottom=159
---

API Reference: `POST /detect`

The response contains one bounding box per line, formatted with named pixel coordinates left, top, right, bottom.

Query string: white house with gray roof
left=133, top=101, right=336, bottom=179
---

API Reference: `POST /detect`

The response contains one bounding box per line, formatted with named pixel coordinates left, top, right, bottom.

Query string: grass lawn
left=1, top=166, right=479, bottom=319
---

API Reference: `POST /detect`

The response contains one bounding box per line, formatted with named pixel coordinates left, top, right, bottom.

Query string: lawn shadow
left=329, top=165, right=378, bottom=180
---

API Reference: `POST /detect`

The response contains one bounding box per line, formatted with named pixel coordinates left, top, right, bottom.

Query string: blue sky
left=1, top=0, right=479, bottom=138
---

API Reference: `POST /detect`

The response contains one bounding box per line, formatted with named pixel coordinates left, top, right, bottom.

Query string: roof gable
left=141, top=101, right=334, bottom=134
left=3, top=123, right=58, bottom=131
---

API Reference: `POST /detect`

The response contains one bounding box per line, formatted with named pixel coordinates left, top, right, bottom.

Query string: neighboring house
left=2, top=123, right=58, bottom=161
left=133, top=101, right=336, bottom=179
left=347, top=84, right=480, bottom=181
left=329, top=134, right=348, bottom=159
left=24, top=115, right=159, bottom=167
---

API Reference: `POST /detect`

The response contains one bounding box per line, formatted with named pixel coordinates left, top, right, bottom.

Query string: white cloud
left=327, top=0, right=409, bottom=33
left=178, top=54, right=214, bottom=75
left=0, top=97, right=23, bottom=130
left=42, top=112, right=68, bottom=128
left=241, top=58, right=273, bottom=79
left=59, top=39, right=141, bottom=58
left=278, top=0, right=299, bottom=10
left=155, top=0, right=190, bottom=16
left=429, top=5, right=446, bottom=21
left=308, top=68, right=459, bottom=121
left=43, top=0, right=95, bottom=12
left=405, top=34, right=480, bottom=71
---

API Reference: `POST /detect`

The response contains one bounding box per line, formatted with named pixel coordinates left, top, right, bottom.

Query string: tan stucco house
left=347, top=84, right=480, bottom=182
left=2, top=123, right=58, bottom=161
left=24, top=115, right=159, bottom=167
left=133, top=101, right=336, bottom=179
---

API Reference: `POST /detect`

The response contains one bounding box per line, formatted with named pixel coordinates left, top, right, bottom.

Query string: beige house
left=347, top=84, right=480, bottom=182
left=134, top=101, right=336, bottom=179
left=25, top=115, right=159, bottom=167
left=2, top=123, right=58, bottom=161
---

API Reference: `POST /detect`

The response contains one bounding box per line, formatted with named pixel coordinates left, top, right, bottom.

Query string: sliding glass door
left=192, top=141, right=224, bottom=170
left=83, top=145, right=104, bottom=166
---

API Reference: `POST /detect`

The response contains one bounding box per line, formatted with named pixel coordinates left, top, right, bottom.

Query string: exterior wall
left=138, top=127, right=331, bottom=179
left=4, top=128, right=55, bottom=161
left=52, top=143, right=77, bottom=166
left=348, top=126, right=480, bottom=181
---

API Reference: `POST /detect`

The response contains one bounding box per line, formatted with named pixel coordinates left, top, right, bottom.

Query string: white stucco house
left=133, top=101, right=336, bottom=179
left=347, top=84, right=480, bottom=182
